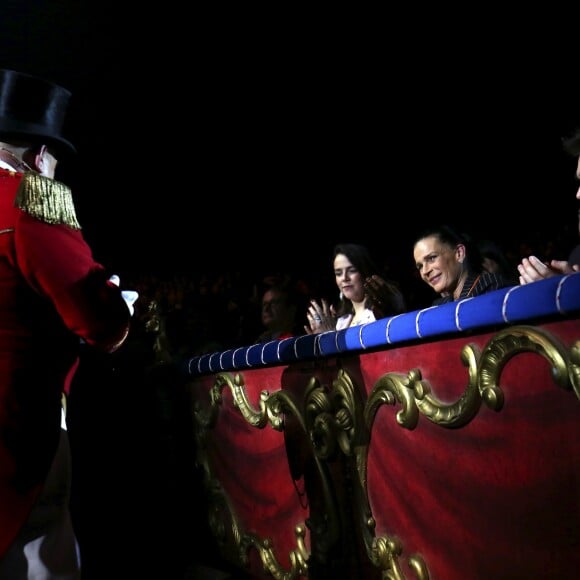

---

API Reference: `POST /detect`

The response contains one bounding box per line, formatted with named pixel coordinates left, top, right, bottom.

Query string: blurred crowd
left=120, top=223, right=578, bottom=362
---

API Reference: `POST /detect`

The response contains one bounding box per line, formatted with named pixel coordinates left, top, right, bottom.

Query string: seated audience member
left=413, top=225, right=513, bottom=306
left=255, top=282, right=303, bottom=343
left=477, top=238, right=519, bottom=284
left=305, top=243, right=406, bottom=334
left=518, top=126, right=580, bottom=284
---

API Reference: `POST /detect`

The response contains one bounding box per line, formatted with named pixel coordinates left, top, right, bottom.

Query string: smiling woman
left=413, top=225, right=513, bottom=305
left=305, top=243, right=406, bottom=334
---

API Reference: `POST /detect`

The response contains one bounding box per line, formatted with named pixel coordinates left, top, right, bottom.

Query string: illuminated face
left=261, top=289, right=293, bottom=331
left=334, top=253, right=365, bottom=303
left=413, top=236, right=464, bottom=295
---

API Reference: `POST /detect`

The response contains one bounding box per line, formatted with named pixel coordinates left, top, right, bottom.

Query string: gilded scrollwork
left=366, top=346, right=482, bottom=430
left=237, top=525, right=310, bottom=580
left=193, top=371, right=287, bottom=433
left=365, top=371, right=420, bottom=430
left=190, top=325, right=579, bottom=579
left=352, top=325, right=578, bottom=578
left=216, top=372, right=270, bottom=428
left=303, top=371, right=362, bottom=460
left=191, top=371, right=320, bottom=579
left=370, top=535, right=429, bottom=580
left=204, top=483, right=309, bottom=580
left=571, top=340, right=580, bottom=399
left=366, top=326, right=578, bottom=431
left=303, top=375, right=337, bottom=461
left=479, top=326, right=577, bottom=410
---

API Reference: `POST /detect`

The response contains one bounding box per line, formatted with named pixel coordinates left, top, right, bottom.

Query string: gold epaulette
left=14, top=172, right=81, bottom=230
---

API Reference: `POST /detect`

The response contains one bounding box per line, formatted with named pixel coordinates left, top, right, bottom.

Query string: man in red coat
left=0, top=69, right=137, bottom=578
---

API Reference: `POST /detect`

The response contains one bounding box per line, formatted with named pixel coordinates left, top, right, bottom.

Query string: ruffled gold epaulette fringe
left=14, top=172, right=81, bottom=230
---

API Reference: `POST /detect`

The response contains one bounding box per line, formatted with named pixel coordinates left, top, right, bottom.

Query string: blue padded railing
left=183, top=272, right=580, bottom=378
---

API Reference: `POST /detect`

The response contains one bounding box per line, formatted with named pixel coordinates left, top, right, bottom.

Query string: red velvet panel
left=194, top=366, right=310, bottom=578
left=191, top=319, right=580, bottom=578
left=363, top=320, right=580, bottom=579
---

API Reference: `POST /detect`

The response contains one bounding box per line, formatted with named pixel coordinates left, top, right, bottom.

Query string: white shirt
left=335, top=308, right=376, bottom=330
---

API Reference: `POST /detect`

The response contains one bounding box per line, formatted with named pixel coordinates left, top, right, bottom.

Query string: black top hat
left=0, top=69, right=75, bottom=155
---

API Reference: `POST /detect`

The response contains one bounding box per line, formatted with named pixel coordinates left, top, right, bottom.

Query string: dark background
left=1, top=2, right=579, bottom=281
left=1, top=5, right=578, bottom=577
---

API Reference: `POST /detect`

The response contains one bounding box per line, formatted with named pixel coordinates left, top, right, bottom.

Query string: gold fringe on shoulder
left=14, top=172, right=81, bottom=230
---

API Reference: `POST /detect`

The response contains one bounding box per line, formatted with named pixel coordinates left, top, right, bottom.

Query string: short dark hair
left=414, top=224, right=483, bottom=274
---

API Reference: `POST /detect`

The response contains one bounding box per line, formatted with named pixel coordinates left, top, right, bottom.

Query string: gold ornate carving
left=354, top=325, right=578, bottom=577
left=304, top=371, right=362, bottom=460
left=343, top=376, right=436, bottom=578
left=366, top=345, right=484, bottom=429
left=204, top=483, right=309, bottom=580
left=571, top=340, right=580, bottom=400
left=192, top=372, right=310, bottom=578
left=370, top=535, right=429, bottom=580
left=191, top=325, right=579, bottom=579
left=479, top=326, right=578, bottom=410
left=366, top=326, right=578, bottom=431
left=238, top=525, right=310, bottom=580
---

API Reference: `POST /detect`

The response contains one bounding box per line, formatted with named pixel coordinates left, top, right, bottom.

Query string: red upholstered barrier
left=188, top=314, right=580, bottom=578
left=361, top=319, right=580, bottom=579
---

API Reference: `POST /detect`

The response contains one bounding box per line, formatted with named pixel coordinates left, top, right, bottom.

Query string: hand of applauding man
left=518, top=255, right=580, bottom=285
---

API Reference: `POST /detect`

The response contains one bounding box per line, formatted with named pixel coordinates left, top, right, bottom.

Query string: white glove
left=109, top=275, right=139, bottom=316
left=121, top=290, right=139, bottom=316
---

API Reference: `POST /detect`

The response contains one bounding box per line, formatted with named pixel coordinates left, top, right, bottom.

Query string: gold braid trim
left=14, top=172, right=81, bottom=230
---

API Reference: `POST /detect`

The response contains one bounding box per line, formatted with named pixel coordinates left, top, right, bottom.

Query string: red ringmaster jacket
left=0, top=168, right=131, bottom=557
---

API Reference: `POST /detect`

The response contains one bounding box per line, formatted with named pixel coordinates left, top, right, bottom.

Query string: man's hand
left=517, top=256, right=578, bottom=285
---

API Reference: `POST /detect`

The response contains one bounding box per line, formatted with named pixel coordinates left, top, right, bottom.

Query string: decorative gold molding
left=355, top=325, right=578, bottom=578
left=571, top=340, right=580, bottom=400
left=479, top=326, right=578, bottom=410
left=190, top=325, right=579, bottom=579
left=304, top=371, right=362, bottom=460
left=192, top=372, right=310, bottom=579
left=366, top=326, right=578, bottom=431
